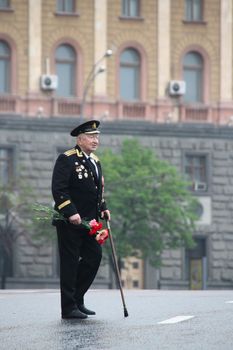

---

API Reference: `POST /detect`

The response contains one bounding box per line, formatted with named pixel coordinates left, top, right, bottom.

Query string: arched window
left=0, top=40, right=10, bottom=93
left=55, top=44, right=76, bottom=97
left=120, top=48, right=140, bottom=101
left=183, top=51, right=203, bottom=103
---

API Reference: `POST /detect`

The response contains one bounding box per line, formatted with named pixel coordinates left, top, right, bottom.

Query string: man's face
left=77, top=133, right=99, bottom=155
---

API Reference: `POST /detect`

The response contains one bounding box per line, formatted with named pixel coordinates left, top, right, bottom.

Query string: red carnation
left=95, top=229, right=109, bottom=245
left=88, top=219, right=103, bottom=236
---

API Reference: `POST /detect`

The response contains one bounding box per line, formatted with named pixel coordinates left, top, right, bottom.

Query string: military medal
left=75, top=165, right=83, bottom=173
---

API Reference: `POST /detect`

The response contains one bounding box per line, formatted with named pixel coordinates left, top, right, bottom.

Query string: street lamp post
left=80, top=49, right=113, bottom=119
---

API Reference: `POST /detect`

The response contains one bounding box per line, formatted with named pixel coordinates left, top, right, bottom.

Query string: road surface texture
left=0, top=289, right=232, bottom=349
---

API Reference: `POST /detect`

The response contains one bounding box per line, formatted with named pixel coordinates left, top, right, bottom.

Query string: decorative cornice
left=1, top=115, right=233, bottom=139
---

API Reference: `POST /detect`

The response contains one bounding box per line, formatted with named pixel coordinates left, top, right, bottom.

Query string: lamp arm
left=84, top=53, right=107, bottom=93
left=80, top=68, right=105, bottom=117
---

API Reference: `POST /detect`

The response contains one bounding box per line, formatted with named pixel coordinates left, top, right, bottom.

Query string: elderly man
left=52, top=120, right=110, bottom=319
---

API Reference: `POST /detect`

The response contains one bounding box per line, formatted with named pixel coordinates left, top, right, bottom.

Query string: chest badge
left=75, top=165, right=83, bottom=173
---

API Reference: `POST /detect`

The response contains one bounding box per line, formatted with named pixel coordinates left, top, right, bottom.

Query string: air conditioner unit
left=194, top=182, right=207, bottom=192
left=169, top=80, right=186, bottom=96
left=40, top=75, right=58, bottom=90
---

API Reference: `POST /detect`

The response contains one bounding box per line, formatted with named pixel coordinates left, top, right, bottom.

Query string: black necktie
left=87, top=157, right=98, bottom=180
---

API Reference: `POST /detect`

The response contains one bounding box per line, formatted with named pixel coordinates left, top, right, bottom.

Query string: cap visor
left=84, top=130, right=100, bottom=134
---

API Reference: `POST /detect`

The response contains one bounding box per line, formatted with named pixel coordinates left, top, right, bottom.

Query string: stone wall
left=1, top=116, right=233, bottom=289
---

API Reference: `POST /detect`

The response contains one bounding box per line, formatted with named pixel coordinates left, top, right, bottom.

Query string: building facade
left=0, top=0, right=233, bottom=289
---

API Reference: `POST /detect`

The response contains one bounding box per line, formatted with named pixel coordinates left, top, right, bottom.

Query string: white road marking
left=0, top=289, right=59, bottom=294
left=225, top=300, right=233, bottom=304
left=158, top=315, right=195, bottom=324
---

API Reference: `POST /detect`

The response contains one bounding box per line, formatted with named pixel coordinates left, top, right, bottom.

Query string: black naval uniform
left=51, top=144, right=107, bottom=317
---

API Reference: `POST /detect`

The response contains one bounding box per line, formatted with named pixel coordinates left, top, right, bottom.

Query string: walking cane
left=105, top=219, right=129, bottom=317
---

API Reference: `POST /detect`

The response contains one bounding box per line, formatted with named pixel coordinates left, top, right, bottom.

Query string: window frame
left=182, top=51, right=204, bottom=104
left=0, top=0, right=11, bottom=10
left=180, top=46, right=210, bottom=105
left=184, top=0, right=204, bottom=23
left=0, top=145, right=15, bottom=185
left=0, top=40, right=11, bottom=94
left=132, top=280, right=139, bottom=288
left=119, top=47, right=141, bottom=101
left=55, top=43, right=77, bottom=98
left=132, top=261, right=139, bottom=269
left=121, top=0, right=140, bottom=18
left=55, top=0, right=79, bottom=16
left=52, top=38, right=82, bottom=99
left=117, top=42, right=147, bottom=102
left=182, top=151, right=210, bottom=194
left=0, top=36, right=17, bottom=94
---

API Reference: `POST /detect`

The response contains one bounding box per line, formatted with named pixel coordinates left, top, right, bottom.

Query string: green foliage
left=0, top=181, right=55, bottom=245
left=0, top=180, right=55, bottom=288
left=100, top=138, right=197, bottom=266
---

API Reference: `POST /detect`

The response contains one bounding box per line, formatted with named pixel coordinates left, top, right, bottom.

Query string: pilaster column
left=157, top=0, right=171, bottom=98
left=28, top=0, right=42, bottom=92
left=94, top=0, right=107, bottom=96
left=220, top=0, right=233, bottom=101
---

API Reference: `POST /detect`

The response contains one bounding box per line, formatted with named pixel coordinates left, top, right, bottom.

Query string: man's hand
left=101, top=210, right=111, bottom=221
left=69, top=213, right=81, bottom=225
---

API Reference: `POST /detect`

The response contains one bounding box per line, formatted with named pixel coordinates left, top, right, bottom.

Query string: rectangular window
left=183, top=68, right=202, bottom=103
left=122, top=0, right=140, bottom=17
left=57, top=0, right=75, bottom=13
left=0, top=147, right=13, bottom=185
left=0, top=59, right=10, bottom=93
left=56, top=62, right=75, bottom=97
left=132, top=261, right=139, bottom=269
left=184, top=154, right=208, bottom=192
left=120, top=66, right=139, bottom=100
left=133, top=280, right=139, bottom=288
left=0, top=0, right=10, bottom=9
left=185, top=0, right=203, bottom=21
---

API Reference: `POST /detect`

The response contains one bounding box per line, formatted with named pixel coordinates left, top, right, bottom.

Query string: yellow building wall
left=121, top=256, right=144, bottom=289
left=0, top=0, right=231, bottom=121
left=0, top=0, right=28, bottom=95
left=170, top=0, right=220, bottom=102
left=107, top=0, right=158, bottom=101
left=41, top=0, right=95, bottom=98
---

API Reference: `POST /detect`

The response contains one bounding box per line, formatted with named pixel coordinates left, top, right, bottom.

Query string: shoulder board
left=64, top=148, right=76, bottom=156
left=90, top=153, right=99, bottom=162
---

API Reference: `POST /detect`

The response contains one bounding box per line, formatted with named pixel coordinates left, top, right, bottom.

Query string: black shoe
left=78, top=304, right=96, bottom=315
left=62, top=308, right=88, bottom=319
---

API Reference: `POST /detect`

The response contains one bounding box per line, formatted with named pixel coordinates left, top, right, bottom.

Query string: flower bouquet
left=86, top=219, right=109, bottom=245
left=33, top=204, right=108, bottom=245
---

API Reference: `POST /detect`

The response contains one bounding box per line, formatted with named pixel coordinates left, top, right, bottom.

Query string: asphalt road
left=0, top=289, right=233, bottom=350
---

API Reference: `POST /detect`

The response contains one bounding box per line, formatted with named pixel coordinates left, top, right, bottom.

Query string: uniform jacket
left=51, top=145, right=107, bottom=222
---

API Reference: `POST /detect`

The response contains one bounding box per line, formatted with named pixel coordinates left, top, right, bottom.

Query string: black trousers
left=56, top=221, right=102, bottom=316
